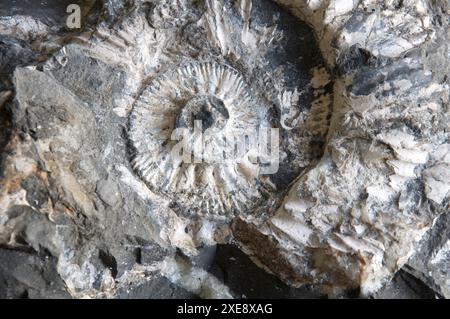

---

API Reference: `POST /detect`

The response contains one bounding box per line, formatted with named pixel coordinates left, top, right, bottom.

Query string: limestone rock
left=0, top=0, right=449, bottom=299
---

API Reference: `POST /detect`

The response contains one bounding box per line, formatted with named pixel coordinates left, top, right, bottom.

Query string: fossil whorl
left=129, top=62, right=276, bottom=217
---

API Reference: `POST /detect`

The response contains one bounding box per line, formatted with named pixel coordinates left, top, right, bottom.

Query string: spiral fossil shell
left=129, top=62, right=274, bottom=217
left=126, top=0, right=332, bottom=219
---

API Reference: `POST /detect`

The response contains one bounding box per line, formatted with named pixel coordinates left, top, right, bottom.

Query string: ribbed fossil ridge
left=129, top=62, right=274, bottom=217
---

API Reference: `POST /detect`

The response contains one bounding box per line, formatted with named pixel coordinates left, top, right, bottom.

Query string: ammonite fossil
left=129, top=62, right=276, bottom=217
left=128, top=0, right=331, bottom=219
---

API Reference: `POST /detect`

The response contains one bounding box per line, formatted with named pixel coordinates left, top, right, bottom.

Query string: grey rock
left=0, top=0, right=83, bottom=26
left=193, top=245, right=324, bottom=299
left=0, top=35, right=36, bottom=90
left=96, top=177, right=121, bottom=207
left=116, top=275, right=197, bottom=299
left=407, top=212, right=450, bottom=298
left=375, top=270, right=440, bottom=299
left=0, top=247, right=70, bottom=299
left=0, top=0, right=449, bottom=299
left=21, top=175, right=49, bottom=210
left=0, top=91, right=12, bottom=154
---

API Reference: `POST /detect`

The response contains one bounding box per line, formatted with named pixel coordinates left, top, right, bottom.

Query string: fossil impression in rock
left=129, top=62, right=273, bottom=217
left=125, top=0, right=331, bottom=218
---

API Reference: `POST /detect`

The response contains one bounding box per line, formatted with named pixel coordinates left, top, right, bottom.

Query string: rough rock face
left=0, top=0, right=448, bottom=299
left=234, top=0, right=449, bottom=296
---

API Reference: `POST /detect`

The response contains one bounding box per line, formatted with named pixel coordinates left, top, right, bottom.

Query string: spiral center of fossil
left=175, top=95, right=229, bottom=132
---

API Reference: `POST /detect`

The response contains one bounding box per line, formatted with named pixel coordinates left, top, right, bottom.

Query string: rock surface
left=0, top=0, right=448, bottom=299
